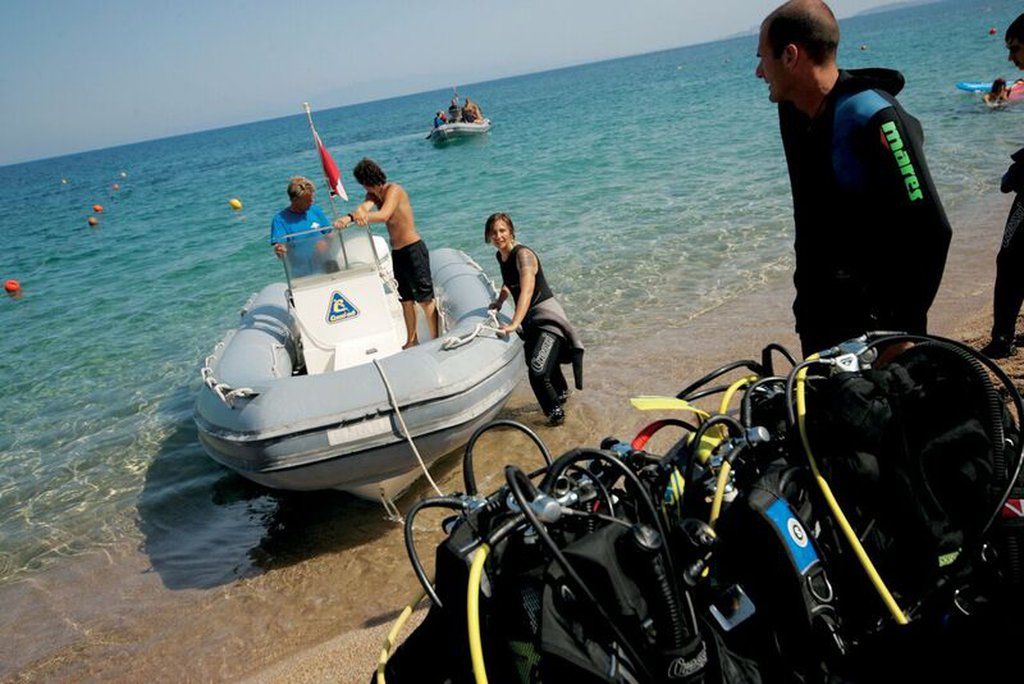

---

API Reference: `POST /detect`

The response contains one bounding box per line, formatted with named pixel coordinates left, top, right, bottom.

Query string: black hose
left=782, top=360, right=823, bottom=430
left=740, top=376, right=785, bottom=427
left=566, top=463, right=616, bottom=516
left=539, top=448, right=676, bottom=582
left=463, top=419, right=552, bottom=496
left=676, top=359, right=765, bottom=400
left=403, top=496, right=468, bottom=608
left=681, top=384, right=731, bottom=402
left=623, top=524, right=689, bottom=652
left=861, top=333, right=1024, bottom=536
left=505, top=466, right=654, bottom=682
left=681, top=414, right=746, bottom=488
left=761, top=342, right=798, bottom=375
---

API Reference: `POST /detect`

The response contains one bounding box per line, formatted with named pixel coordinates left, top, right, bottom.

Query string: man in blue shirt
left=271, top=176, right=334, bottom=277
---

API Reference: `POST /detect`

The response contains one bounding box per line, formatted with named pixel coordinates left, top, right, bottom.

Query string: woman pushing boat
left=486, top=213, right=583, bottom=426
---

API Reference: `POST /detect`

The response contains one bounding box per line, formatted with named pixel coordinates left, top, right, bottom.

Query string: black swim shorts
left=392, top=239, right=434, bottom=302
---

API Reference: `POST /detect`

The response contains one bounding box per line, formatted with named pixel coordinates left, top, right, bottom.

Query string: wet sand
left=6, top=195, right=1022, bottom=683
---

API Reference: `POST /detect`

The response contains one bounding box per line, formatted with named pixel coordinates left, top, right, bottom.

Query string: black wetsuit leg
left=524, top=328, right=565, bottom=416
left=551, top=363, right=568, bottom=397
left=992, top=194, right=1024, bottom=341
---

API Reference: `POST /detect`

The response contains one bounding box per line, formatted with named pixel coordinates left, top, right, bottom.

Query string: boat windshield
left=279, top=225, right=381, bottom=289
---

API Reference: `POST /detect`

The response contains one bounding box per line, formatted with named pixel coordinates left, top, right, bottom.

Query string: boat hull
left=430, top=120, right=491, bottom=142
left=194, top=248, right=524, bottom=499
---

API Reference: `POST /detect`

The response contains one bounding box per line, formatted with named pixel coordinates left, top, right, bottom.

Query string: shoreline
left=247, top=195, right=1022, bottom=683
left=5, top=192, right=1020, bottom=682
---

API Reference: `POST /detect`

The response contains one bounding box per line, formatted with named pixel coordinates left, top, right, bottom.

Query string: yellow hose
left=468, top=544, right=491, bottom=684
left=709, top=461, right=732, bottom=528
left=718, top=374, right=759, bottom=415
left=376, top=590, right=426, bottom=684
left=795, top=362, right=908, bottom=625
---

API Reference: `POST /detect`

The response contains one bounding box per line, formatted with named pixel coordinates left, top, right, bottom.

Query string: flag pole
left=302, top=102, right=340, bottom=219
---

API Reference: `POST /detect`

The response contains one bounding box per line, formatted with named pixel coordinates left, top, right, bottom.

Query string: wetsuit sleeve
left=863, top=108, right=952, bottom=331
left=1001, top=146, right=1024, bottom=194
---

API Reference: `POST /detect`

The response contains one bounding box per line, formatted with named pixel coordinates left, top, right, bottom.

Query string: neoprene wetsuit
left=778, top=68, right=952, bottom=356
left=991, top=147, right=1024, bottom=347
left=498, top=245, right=580, bottom=418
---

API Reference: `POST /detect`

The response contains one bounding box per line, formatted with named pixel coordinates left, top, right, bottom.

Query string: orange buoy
left=4, top=279, right=20, bottom=293
left=92, top=204, right=104, bottom=213
left=87, top=216, right=99, bottom=226
left=228, top=198, right=243, bottom=211
left=990, top=27, right=998, bottom=35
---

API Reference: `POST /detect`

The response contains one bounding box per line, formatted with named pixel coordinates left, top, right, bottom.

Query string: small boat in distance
left=194, top=225, right=523, bottom=500
left=428, top=119, right=492, bottom=143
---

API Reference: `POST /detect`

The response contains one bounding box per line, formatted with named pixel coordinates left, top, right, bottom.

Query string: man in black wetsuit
left=983, top=12, right=1024, bottom=358
left=757, top=0, right=951, bottom=357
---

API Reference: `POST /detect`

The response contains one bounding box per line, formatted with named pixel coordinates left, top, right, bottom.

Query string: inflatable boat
left=194, top=225, right=524, bottom=500
left=428, top=119, right=491, bottom=143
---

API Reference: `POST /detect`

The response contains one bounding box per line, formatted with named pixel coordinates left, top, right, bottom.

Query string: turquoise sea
left=1, top=0, right=1023, bottom=676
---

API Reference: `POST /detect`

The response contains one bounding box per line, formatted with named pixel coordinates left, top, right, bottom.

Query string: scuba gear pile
left=376, top=333, right=1024, bottom=683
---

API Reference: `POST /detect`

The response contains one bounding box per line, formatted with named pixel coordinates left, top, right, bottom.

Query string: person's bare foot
left=402, top=339, right=419, bottom=350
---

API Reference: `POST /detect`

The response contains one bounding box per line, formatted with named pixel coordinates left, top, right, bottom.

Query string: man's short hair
left=287, top=176, right=315, bottom=200
left=353, top=158, right=387, bottom=187
left=764, top=0, right=840, bottom=64
left=1007, top=12, right=1024, bottom=44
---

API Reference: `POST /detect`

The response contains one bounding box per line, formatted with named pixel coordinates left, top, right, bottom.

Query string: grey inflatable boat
left=194, top=226, right=523, bottom=500
left=429, top=119, right=491, bottom=143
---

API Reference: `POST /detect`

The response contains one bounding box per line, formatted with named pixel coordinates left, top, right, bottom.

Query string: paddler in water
left=335, top=158, right=438, bottom=348
left=486, top=213, right=583, bottom=427
left=755, top=0, right=951, bottom=357
left=984, top=78, right=1011, bottom=107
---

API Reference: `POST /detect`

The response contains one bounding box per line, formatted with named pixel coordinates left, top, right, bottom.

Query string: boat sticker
left=326, top=290, right=360, bottom=323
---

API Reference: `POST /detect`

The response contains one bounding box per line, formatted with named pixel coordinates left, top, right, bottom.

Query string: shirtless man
left=334, top=158, right=438, bottom=348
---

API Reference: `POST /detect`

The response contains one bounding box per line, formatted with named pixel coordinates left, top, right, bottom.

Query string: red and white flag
left=313, top=129, right=348, bottom=201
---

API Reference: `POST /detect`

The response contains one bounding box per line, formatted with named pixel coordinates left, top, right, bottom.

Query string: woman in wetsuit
left=486, top=213, right=581, bottom=426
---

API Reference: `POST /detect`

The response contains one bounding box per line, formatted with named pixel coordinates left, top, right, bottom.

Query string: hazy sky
left=1, top=0, right=904, bottom=165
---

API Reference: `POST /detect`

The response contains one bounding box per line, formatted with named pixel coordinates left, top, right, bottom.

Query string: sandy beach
left=6, top=197, right=1020, bottom=683
left=237, top=195, right=1024, bottom=684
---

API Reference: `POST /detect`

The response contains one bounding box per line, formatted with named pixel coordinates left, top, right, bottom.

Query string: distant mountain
left=722, top=0, right=944, bottom=41
left=856, top=0, right=942, bottom=17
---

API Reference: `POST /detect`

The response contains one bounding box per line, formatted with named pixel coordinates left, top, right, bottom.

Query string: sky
left=0, top=0, right=907, bottom=166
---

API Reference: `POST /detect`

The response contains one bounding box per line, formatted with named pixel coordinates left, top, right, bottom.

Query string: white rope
left=200, top=355, right=259, bottom=407
left=372, top=357, right=445, bottom=498
left=441, top=310, right=502, bottom=351
left=379, top=490, right=404, bottom=523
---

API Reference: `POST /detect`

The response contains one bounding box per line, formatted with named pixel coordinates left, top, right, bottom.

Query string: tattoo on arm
left=516, top=249, right=538, bottom=276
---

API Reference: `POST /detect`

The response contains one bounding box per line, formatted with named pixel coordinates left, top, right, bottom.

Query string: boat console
left=280, top=225, right=401, bottom=374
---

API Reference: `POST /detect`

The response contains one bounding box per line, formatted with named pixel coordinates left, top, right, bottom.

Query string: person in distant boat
left=984, top=78, right=1011, bottom=107
left=270, top=176, right=334, bottom=276
left=335, top=158, right=438, bottom=348
left=433, top=110, right=448, bottom=128
left=486, top=213, right=583, bottom=427
left=462, top=97, right=484, bottom=123
left=449, top=94, right=462, bottom=122
left=982, top=12, right=1024, bottom=358
left=755, top=0, right=951, bottom=357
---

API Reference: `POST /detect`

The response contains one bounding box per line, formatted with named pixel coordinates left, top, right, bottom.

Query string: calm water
left=1, top=0, right=1022, bottom=675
